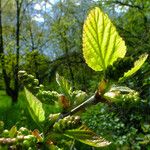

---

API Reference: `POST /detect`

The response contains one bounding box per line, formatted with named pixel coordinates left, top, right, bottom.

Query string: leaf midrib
left=93, top=9, right=105, bottom=70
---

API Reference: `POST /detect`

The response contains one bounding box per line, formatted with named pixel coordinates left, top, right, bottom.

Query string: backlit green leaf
left=24, top=87, right=45, bottom=124
left=64, top=125, right=111, bottom=147
left=119, top=54, right=148, bottom=81
left=83, top=7, right=126, bottom=71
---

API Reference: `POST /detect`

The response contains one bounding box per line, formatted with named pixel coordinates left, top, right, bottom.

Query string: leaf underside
left=64, top=125, right=111, bottom=147
left=119, top=54, right=148, bottom=81
left=24, top=87, right=45, bottom=124
left=83, top=7, right=126, bottom=71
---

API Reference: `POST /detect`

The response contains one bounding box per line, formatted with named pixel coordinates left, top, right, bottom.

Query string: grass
left=0, top=90, right=12, bottom=109
left=0, top=90, right=37, bottom=130
left=0, top=89, right=60, bottom=130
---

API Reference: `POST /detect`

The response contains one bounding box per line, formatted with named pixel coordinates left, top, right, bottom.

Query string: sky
left=32, top=0, right=129, bottom=22
left=33, top=0, right=56, bottom=22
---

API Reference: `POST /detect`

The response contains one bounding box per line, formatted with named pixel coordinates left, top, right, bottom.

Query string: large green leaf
left=83, top=7, right=126, bottom=71
left=64, top=125, right=111, bottom=147
left=24, top=87, right=45, bottom=124
left=119, top=54, right=148, bottom=81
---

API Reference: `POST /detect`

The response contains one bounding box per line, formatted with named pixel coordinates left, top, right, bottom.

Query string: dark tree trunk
left=0, top=0, right=23, bottom=103
left=13, top=0, right=22, bottom=102
left=0, top=0, right=14, bottom=100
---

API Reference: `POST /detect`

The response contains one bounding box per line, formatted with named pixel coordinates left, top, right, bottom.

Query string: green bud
left=67, top=121, right=72, bottom=129
left=18, top=71, right=28, bottom=83
left=24, top=135, right=35, bottom=141
left=71, top=121, right=77, bottom=128
left=28, top=147, right=34, bottom=150
left=23, top=135, right=37, bottom=146
left=23, top=140, right=30, bottom=148
left=19, top=127, right=30, bottom=135
left=28, top=75, right=34, bottom=80
left=58, top=119, right=66, bottom=131
left=17, top=135, right=24, bottom=141
left=39, top=84, right=44, bottom=90
left=74, top=116, right=81, bottom=124
left=66, top=116, right=81, bottom=129
left=48, top=113, right=60, bottom=124
left=18, top=70, right=26, bottom=75
left=53, top=122, right=62, bottom=132
left=69, top=116, right=75, bottom=122
left=33, top=79, right=39, bottom=86
left=2, top=130, right=9, bottom=138
left=27, top=84, right=32, bottom=88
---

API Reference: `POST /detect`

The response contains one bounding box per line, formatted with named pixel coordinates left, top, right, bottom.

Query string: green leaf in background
left=56, top=73, right=72, bottom=100
left=24, top=87, right=45, bottom=125
left=119, top=54, right=148, bottom=81
left=83, top=7, right=126, bottom=71
left=64, top=125, right=111, bottom=147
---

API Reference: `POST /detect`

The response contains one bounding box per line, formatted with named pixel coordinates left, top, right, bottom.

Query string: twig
left=59, top=91, right=111, bottom=119
left=45, top=91, right=111, bottom=135
left=112, top=0, right=142, bottom=10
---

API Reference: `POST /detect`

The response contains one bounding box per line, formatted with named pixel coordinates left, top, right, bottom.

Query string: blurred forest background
left=0, top=0, right=149, bottom=149
left=0, top=0, right=149, bottom=102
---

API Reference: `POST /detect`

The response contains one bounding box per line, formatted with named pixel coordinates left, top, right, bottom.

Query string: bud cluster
left=0, top=127, right=39, bottom=149
left=115, top=92, right=140, bottom=103
left=18, top=71, right=59, bottom=104
left=18, top=71, right=40, bottom=93
left=53, top=116, right=81, bottom=133
left=37, top=90, right=59, bottom=105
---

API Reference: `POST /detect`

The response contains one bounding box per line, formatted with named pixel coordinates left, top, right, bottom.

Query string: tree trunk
left=13, top=0, right=22, bottom=102
left=0, top=0, right=23, bottom=103
left=0, top=0, right=15, bottom=101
